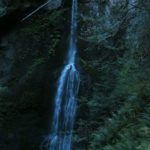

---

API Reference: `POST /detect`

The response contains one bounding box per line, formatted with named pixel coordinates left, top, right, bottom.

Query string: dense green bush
left=76, top=0, right=150, bottom=149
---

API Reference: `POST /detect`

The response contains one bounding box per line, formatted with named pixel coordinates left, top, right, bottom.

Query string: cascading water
left=42, top=0, right=80, bottom=149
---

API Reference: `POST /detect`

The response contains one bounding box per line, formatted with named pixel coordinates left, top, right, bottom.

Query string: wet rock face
left=47, top=0, right=62, bottom=10
left=0, top=0, right=63, bottom=86
left=0, top=0, right=7, bottom=17
left=0, top=0, right=62, bottom=18
left=0, top=0, right=68, bottom=148
left=79, top=0, right=99, bottom=17
left=0, top=37, right=14, bottom=84
left=0, top=0, right=63, bottom=36
left=0, top=0, right=31, bottom=18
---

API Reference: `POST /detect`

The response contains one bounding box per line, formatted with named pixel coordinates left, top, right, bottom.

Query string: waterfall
left=42, top=0, right=80, bottom=149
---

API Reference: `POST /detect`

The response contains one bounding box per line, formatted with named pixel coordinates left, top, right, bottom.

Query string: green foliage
left=79, top=0, right=127, bottom=45
left=22, top=9, right=66, bottom=35
left=0, top=86, right=11, bottom=127
left=89, top=102, right=150, bottom=150
left=76, top=0, right=150, bottom=149
left=80, top=58, right=99, bottom=77
left=48, top=32, right=61, bottom=57
left=0, top=86, right=9, bottom=96
left=28, top=57, right=45, bottom=75
left=46, top=9, right=67, bottom=25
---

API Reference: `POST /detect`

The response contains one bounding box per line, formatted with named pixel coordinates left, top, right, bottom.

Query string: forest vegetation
left=0, top=0, right=149, bottom=149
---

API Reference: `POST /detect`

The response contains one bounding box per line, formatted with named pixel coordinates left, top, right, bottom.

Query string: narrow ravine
left=0, top=0, right=150, bottom=150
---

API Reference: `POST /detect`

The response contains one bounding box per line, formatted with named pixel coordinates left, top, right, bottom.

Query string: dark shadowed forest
left=0, top=0, right=149, bottom=150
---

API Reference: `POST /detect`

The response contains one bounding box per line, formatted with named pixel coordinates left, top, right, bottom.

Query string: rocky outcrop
left=0, top=0, right=66, bottom=149
left=79, top=0, right=99, bottom=17
left=0, top=0, right=7, bottom=17
left=0, top=0, right=62, bottom=18
left=47, top=0, right=62, bottom=10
